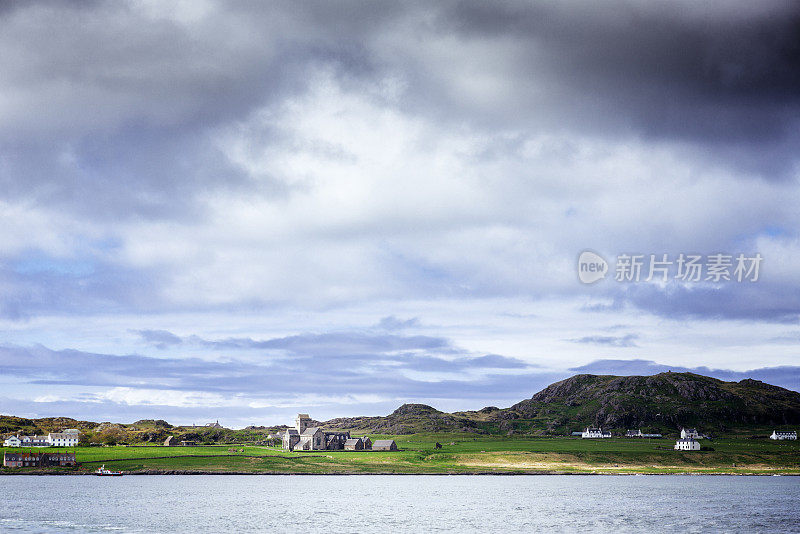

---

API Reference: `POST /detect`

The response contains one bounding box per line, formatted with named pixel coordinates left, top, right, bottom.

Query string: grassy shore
left=2, top=435, right=799, bottom=475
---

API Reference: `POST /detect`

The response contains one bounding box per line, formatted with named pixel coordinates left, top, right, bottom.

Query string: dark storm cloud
left=430, top=1, right=800, bottom=176
left=4, top=0, right=796, bottom=229
left=0, top=1, right=407, bottom=224
left=0, top=0, right=797, bottom=373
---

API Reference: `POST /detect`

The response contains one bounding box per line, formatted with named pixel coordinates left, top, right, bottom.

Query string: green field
left=2, top=435, right=799, bottom=475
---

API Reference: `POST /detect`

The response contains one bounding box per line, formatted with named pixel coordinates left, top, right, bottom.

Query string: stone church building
left=282, top=414, right=353, bottom=451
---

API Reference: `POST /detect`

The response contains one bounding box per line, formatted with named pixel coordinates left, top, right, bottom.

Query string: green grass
left=2, top=436, right=799, bottom=475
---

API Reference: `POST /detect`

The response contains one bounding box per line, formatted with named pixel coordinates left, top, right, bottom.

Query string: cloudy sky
left=1, top=0, right=799, bottom=427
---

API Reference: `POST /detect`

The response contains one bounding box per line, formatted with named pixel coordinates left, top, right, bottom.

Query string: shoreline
left=2, top=469, right=798, bottom=476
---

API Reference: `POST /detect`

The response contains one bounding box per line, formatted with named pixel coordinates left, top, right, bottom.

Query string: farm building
left=626, top=430, right=662, bottom=438
left=582, top=428, right=611, bottom=438
left=770, top=430, right=797, bottom=440
left=326, top=431, right=352, bottom=450
left=344, top=438, right=364, bottom=451
left=361, top=437, right=372, bottom=449
left=372, top=440, right=398, bottom=451
left=680, top=428, right=700, bottom=439
left=180, top=440, right=197, bottom=447
left=3, top=452, right=76, bottom=468
left=674, top=438, right=700, bottom=451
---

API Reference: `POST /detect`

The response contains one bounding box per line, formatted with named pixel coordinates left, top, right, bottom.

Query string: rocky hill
left=507, top=372, right=800, bottom=434
left=324, top=372, right=800, bottom=436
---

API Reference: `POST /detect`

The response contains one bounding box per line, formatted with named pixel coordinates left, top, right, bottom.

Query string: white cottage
left=680, top=428, right=700, bottom=439
left=19, top=435, right=50, bottom=447
left=674, top=438, right=700, bottom=451
left=3, top=435, right=22, bottom=447
left=47, top=430, right=79, bottom=447
left=770, top=430, right=797, bottom=440
left=582, top=427, right=611, bottom=438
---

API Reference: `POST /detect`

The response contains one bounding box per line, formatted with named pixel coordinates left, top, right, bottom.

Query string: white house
left=19, top=435, right=50, bottom=447
left=3, top=435, right=22, bottom=447
left=46, top=430, right=80, bottom=447
left=680, top=428, right=700, bottom=439
left=4, top=429, right=79, bottom=448
left=626, top=429, right=643, bottom=438
left=674, top=438, right=701, bottom=451
left=582, top=427, right=611, bottom=438
left=770, top=430, right=797, bottom=440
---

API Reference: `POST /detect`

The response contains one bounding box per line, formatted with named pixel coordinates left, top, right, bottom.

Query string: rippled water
left=1, top=475, right=799, bottom=533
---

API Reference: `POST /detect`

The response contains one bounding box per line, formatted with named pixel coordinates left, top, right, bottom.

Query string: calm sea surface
left=1, top=475, right=799, bottom=533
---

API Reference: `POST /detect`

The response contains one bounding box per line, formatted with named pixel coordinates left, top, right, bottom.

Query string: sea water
left=1, top=475, right=798, bottom=533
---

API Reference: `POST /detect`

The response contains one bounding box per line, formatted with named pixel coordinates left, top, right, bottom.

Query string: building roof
left=372, top=440, right=396, bottom=447
left=284, top=429, right=299, bottom=436
left=301, top=426, right=322, bottom=436
left=344, top=438, right=362, bottom=446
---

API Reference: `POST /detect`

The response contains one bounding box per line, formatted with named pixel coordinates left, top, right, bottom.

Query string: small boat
left=94, top=464, right=123, bottom=476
